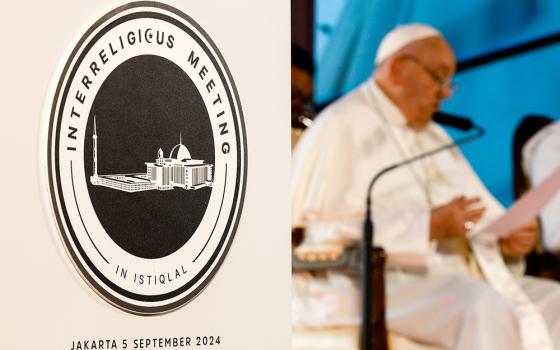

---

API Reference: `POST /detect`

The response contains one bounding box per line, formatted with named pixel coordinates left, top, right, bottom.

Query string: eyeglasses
left=401, top=54, right=456, bottom=94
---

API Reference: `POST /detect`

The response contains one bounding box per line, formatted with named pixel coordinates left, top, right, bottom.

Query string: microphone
left=360, top=116, right=484, bottom=350
left=433, top=111, right=474, bottom=131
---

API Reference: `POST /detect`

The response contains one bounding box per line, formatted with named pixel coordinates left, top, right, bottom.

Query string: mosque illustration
left=89, top=117, right=213, bottom=192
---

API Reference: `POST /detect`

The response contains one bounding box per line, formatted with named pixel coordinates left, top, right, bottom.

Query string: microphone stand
left=360, top=125, right=484, bottom=350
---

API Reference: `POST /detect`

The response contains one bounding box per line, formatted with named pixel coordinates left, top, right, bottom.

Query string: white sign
left=1, top=1, right=290, bottom=349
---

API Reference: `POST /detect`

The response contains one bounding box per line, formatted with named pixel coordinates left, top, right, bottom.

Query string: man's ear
left=387, top=56, right=407, bottom=85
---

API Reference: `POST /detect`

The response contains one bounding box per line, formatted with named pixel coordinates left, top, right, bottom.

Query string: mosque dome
left=170, top=144, right=191, bottom=161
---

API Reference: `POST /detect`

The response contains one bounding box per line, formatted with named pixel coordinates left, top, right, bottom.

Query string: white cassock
left=292, top=79, right=560, bottom=350
left=523, top=122, right=560, bottom=252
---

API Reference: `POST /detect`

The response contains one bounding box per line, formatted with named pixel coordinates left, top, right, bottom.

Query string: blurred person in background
left=291, top=44, right=315, bottom=247
left=514, top=115, right=560, bottom=280
left=291, top=44, right=315, bottom=150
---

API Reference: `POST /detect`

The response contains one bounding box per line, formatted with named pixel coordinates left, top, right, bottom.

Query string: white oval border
left=38, top=1, right=248, bottom=315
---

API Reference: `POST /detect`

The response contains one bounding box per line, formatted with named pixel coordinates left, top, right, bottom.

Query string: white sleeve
left=291, top=114, right=355, bottom=228
left=293, top=105, right=431, bottom=268
left=530, top=134, right=560, bottom=252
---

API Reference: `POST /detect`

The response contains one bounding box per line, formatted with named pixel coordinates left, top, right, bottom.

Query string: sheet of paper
left=471, top=167, right=560, bottom=238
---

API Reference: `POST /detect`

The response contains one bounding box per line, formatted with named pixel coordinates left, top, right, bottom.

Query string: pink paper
left=473, top=167, right=560, bottom=238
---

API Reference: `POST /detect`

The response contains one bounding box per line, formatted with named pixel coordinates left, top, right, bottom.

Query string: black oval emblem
left=43, top=1, right=247, bottom=314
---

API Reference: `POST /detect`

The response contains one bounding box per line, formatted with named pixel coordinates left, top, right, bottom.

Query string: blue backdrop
left=314, top=0, right=560, bottom=206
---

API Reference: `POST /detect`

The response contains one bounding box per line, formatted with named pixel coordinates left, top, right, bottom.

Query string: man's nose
left=439, top=84, right=453, bottom=100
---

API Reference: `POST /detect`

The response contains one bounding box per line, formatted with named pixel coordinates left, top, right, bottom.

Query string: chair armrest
left=292, top=243, right=361, bottom=275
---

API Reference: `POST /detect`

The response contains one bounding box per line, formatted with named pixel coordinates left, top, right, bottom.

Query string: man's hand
left=499, top=219, right=539, bottom=257
left=430, top=196, right=486, bottom=240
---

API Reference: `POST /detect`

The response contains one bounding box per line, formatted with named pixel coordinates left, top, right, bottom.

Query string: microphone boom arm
left=365, top=125, right=485, bottom=219
left=360, top=124, right=484, bottom=350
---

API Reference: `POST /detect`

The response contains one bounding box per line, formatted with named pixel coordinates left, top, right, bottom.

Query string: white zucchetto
left=375, top=23, right=442, bottom=65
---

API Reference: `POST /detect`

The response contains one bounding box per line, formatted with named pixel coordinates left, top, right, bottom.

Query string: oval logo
left=43, top=1, right=247, bottom=314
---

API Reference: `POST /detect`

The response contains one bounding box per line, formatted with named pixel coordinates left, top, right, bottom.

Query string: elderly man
left=292, top=24, right=560, bottom=349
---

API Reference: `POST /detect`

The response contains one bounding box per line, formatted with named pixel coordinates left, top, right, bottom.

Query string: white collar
left=367, top=79, right=409, bottom=129
left=366, top=78, right=452, bottom=156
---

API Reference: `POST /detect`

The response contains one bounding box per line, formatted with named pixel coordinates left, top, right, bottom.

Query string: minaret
left=90, top=116, right=99, bottom=184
